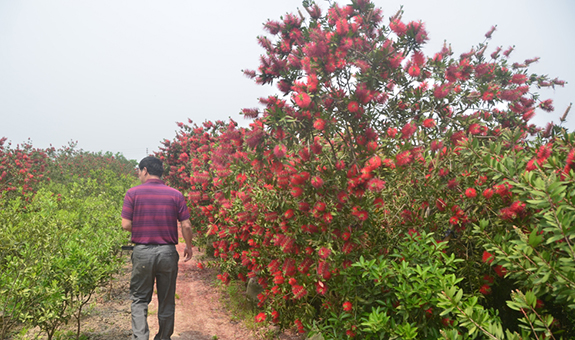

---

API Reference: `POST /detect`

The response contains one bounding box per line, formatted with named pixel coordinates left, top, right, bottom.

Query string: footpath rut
left=145, top=241, right=258, bottom=340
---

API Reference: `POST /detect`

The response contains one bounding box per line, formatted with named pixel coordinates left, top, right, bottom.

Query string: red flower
left=540, top=99, right=554, bottom=112
left=290, top=186, right=303, bottom=197
left=273, top=274, right=285, bottom=284
left=395, top=150, right=413, bottom=166
left=314, top=201, right=326, bottom=212
left=343, top=301, right=353, bottom=311
left=273, top=144, right=287, bottom=158
left=442, top=317, right=454, bottom=327
left=400, top=122, right=417, bottom=140
left=485, top=25, right=496, bottom=38
left=431, top=140, right=443, bottom=151
left=536, top=143, right=552, bottom=161
left=348, top=101, right=360, bottom=113
left=317, top=260, right=331, bottom=279
left=436, top=198, right=447, bottom=212
left=447, top=179, right=459, bottom=189
left=342, top=241, right=355, bottom=254
left=367, top=178, right=385, bottom=192
left=295, top=202, right=308, bottom=213
left=483, top=188, right=494, bottom=199
left=465, top=188, right=477, bottom=198
left=292, top=285, right=308, bottom=299
left=298, top=257, right=313, bottom=274
left=449, top=216, right=459, bottom=225
left=322, top=212, right=333, bottom=224
left=179, top=152, right=189, bottom=162
left=390, top=19, right=406, bottom=36
left=423, top=118, right=436, bottom=128
left=494, top=265, right=508, bottom=278
left=352, top=209, right=368, bottom=221
left=482, top=251, right=494, bottom=264
left=365, top=155, right=382, bottom=170
left=511, top=73, right=527, bottom=84
left=566, top=149, right=575, bottom=170
left=483, top=275, right=495, bottom=284
left=311, top=142, right=323, bottom=155
left=284, top=209, right=294, bottom=219
left=293, top=92, right=312, bottom=108
left=311, top=176, right=324, bottom=188
left=271, top=310, right=279, bottom=323
left=387, top=127, right=398, bottom=138
left=479, top=284, right=492, bottom=295
left=433, top=83, right=451, bottom=98
left=313, top=118, right=326, bottom=131
left=255, top=312, right=267, bottom=322
left=318, top=247, right=331, bottom=259
left=295, top=319, right=305, bottom=333
left=283, top=258, right=296, bottom=277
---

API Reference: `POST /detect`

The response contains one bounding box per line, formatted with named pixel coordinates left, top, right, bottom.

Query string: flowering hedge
left=157, top=0, right=573, bottom=338
left=0, top=138, right=136, bottom=206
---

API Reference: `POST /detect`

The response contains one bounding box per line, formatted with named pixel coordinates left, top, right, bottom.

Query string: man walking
left=121, top=156, right=193, bottom=340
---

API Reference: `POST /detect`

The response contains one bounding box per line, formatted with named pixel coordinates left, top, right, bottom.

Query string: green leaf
left=528, top=229, right=543, bottom=248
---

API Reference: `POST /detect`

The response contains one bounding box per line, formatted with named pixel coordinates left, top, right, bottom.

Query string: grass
left=215, top=279, right=282, bottom=340
left=217, top=280, right=257, bottom=325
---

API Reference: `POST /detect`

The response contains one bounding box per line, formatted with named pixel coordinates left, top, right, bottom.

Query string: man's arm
left=180, top=219, right=193, bottom=262
left=122, top=218, right=132, bottom=232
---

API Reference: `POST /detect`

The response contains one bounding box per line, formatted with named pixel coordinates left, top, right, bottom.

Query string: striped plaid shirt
left=122, top=179, right=190, bottom=245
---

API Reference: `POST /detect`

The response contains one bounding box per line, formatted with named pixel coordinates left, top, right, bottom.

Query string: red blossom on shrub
left=483, top=275, right=495, bottom=284
left=313, top=118, right=326, bottom=131
left=317, top=260, right=331, bottom=279
left=465, top=188, right=477, bottom=198
left=311, top=176, right=324, bottom=188
left=292, top=285, right=308, bottom=299
left=482, top=251, right=495, bottom=264
left=483, top=188, right=494, bottom=199
left=318, top=247, right=331, bottom=259
left=494, top=265, right=508, bottom=278
left=343, top=301, right=353, bottom=311
left=255, top=312, right=267, bottom=323
left=396, top=150, right=413, bottom=166
left=479, top=284, right=492, bottom=295
left=293, top=92, right=312, bottom=108
left=348, top=101, right=360, bottom=113
left=400, top=122, right=417, bottom=140
left=316, top=281, right=328, bottom=295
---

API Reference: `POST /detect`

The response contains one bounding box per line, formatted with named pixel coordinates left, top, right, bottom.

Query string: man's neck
left=142, top=175, right=161, bottom=184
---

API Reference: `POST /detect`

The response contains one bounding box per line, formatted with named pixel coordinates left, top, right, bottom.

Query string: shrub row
left=157, top=0, right=573, bottom=338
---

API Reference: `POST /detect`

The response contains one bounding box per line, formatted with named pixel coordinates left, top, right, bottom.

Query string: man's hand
left=183, top=245, right=193, bottom=262
left=180, top=219, right=194, bottom=262
left=121, top=218, right=132, bottom=232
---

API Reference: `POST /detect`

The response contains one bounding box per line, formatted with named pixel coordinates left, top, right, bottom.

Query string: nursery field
left=2, top=0, right=575, bottom=339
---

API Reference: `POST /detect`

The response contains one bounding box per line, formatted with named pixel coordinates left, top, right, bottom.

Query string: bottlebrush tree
left=157, top=0, right=573, bottom=338
left=0, top=137, right=50, bottom=203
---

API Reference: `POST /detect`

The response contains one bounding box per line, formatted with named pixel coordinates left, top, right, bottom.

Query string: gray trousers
left=130, top=244, right=179, bottom=340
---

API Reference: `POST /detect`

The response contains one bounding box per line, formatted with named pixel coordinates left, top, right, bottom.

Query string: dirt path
left=145, top=242, right=258, bottom=340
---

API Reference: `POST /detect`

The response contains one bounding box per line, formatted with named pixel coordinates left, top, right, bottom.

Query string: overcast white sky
left=1, top=0, right=573, bottom=161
